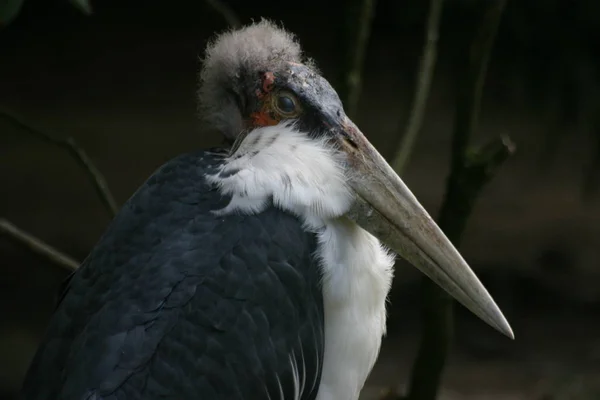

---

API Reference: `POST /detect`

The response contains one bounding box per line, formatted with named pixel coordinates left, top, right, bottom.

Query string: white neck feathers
left=205, top=123, right=395, bottom=400
left=205, top=122, right=352, bottom=228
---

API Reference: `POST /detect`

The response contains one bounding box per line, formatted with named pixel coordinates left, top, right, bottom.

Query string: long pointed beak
left=339, top=119, right=514, bottom=339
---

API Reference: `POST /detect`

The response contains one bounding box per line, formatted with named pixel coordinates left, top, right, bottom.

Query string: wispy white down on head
left=198, top=19, right=316, bottom=141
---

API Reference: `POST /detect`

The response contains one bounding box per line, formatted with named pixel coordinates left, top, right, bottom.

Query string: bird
left=21, top=20, right=513, bottom=400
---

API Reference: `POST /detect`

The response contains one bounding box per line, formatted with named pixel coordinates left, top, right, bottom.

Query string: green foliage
left=0, top=0, right=92, bottom=28
left=0, top=0, right=24, bottom=27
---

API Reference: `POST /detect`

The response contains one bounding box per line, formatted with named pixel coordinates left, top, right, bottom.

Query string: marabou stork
left=21, top=20, right=513, bottom=400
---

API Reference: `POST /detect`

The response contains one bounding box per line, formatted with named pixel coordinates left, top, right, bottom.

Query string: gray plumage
left=22, top=150, right=325, bottom=399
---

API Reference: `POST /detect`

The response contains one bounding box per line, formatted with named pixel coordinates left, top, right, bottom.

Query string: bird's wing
left=21, top=150, right=324, bottom=400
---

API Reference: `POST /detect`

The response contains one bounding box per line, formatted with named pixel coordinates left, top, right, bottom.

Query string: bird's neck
left=314, top=218, right=394, bottom=400
left=205, top=122, right=353, bottom=227
left=205, top=123, right=395, bottom=399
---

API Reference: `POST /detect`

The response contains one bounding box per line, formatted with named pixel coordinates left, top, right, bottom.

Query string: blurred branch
left=0, top=109, right=118, bottom=217
left=406, top=2, right=509, bottom=400
left=381, top=1, right=511, bottom=399
left=205, top=0, right=241, bottom=29
left=392, top=0, right=445, bottom=174
left=1, top=0, right=91, bottom=27
left=0, top=218, right=80, bottom=271
left=339, top=0, right=377, bottom=119
left=406, top=137, right=514, bottom=400
left=68, top=0, right=93, bottom=15
left=447, top=1, right=507, bottom=174
left=0, top=0, right=24, bottom=27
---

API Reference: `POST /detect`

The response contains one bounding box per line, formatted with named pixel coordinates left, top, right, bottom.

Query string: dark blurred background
left=1, top=0, right=599, bottom=398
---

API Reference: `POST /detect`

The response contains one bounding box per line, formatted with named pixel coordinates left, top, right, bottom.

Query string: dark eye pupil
left=277, top=95, right=296, bottom=113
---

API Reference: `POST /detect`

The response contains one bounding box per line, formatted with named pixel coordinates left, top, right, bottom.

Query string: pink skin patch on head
left=262, top=71, right=275, bottom=92
left=255, top=72, right=275, bottom=100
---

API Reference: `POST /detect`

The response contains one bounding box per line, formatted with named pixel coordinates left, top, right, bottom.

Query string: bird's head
left=198, top=20, right=513, bottom=339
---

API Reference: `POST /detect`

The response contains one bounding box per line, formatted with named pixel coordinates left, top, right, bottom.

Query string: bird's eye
left=278, top=96, right=295, bottom=113
left=272, top=91, right=301, bottom=118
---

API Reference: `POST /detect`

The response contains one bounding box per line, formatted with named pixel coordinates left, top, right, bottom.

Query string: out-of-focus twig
left=0, top=218, right=80, bottom=271
left=445, top=1, right=507, bottom=174
left=0, top=109, right=119, bottom=217
left=392, top=0, right=445, bottom=174
left=339, top=0, right=378, bottom=119
left=204, top=0, right=241, bottom=29
left=379, top=1, right=511, bottom=400
left=404, top=2, right=510, bottom=400
left=1, top=0, right=91, bottom=27
left=0, top=0, right=24, bottom=27
left=68, top=0, right=93, bottom=15
left=406, top=137, right=514, bottom=400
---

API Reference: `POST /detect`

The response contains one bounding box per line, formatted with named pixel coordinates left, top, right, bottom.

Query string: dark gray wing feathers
left=21, top=150, right=324, bottom=400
